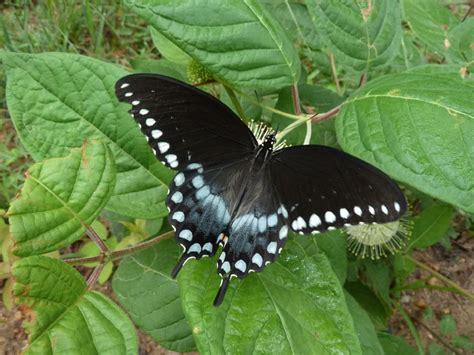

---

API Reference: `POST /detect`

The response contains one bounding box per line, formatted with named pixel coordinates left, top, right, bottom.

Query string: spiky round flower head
left=187, top=60, right=213, bottom=85
left=346, top=219, right=411, bottom=260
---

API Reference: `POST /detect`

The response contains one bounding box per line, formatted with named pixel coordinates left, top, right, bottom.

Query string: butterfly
left=115, top=74, right=407, bottom=306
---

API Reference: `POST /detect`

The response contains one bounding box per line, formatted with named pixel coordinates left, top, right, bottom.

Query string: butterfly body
left=115, top=74, right=407, bottom=306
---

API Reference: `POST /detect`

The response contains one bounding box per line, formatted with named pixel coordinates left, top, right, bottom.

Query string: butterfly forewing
left=270, top=145, right=407, bottom=234
left=115, top=74, right=257, bottom=170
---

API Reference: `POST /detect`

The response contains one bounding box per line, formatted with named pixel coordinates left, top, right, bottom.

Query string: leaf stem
left=329, top=53, right=342, bottom=96
left=405, top=255, right=474, bottom=301
left=87, top=263, right=103, bottom=289
left=394, top=303, right=424, bottom=354
left=64, top=231, right=175, bottom=266
left=223, top=85, right=247, bottom=121
left=412, top=317, right=461, bottom=354
left=310, top=105, right=341, bottom=124
left=86, top=225, right=108, bottom=257
left=291, top=84, right=301, bottom=115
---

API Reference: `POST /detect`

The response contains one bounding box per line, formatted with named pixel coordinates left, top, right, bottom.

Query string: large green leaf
left=336, top=65, right=474, bottom=213
left=123, top=0, right=300, bottom=91
left=402, top=0, right=459, bottom=56
left=113, top=239, right=195, bottom=352
left=2, top=51, right=173, bottom=219
left=344, top=291, right=384, bottom=355
left=406, top=204, right=454, bottom=250
left=8, top=141, right=115, bottom=256
left=13, top=256, right=137, bottom=354
left=306, top=0, right=401, bottom=72
left=179, top=236, right=362, bottom=354
left=445, top=18, right=474, bottom=65
left=378, top=333, right=417, bottom=355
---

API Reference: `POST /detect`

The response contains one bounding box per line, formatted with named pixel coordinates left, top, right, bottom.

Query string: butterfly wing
left=115, top=74, right=257, bottom=170
left=214, top=167, right=289, bottom=305
left=270, top=145, right=407, bottom=234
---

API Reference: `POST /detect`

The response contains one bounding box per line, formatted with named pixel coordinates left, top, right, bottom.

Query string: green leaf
left=387, top=33, right=427, bottom=73
left=316, top=230, right=347, bottom=284
left=402, top=0, right=459, bottom=55
left=129, top=58, right=187, bottom=81
left=336, top=65, right=474, bottom=213
left=452, top=335, right=474, bottom=350
left=179, top=236, right=361, bottom=354
left=149, top=26, right=192, bottom=65
left=439, top=314, right=456, bottom=336
left=344, top=291, right=384, bottom=355
left=407, top=204, right=454, bottom=250
left=113, top=239, right=195, bottom=352
left=378, top=333, right=418, bottom=355
left=445, top=18, right=474, bottom=64
left=2, top=51, right=173, bottom=219
left=8, top=141, right=115, bottom=256
left=345, top=281, right=390, bottom=329
left=306, top=0, right=402, bottom=72
left=124, top=0, right=300, bottom=91
left=428, top=342, right=445, bottom=355
left=13, top=256, right=137, bottom=354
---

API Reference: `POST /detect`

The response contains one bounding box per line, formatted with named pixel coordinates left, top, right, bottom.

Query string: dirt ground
left=0, top=235, right=472, bottom=354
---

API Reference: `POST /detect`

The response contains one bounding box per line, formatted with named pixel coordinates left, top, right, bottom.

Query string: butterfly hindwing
left=270, top=145, right=407, bottom=234
left=115, top=74, right=257, bottom=170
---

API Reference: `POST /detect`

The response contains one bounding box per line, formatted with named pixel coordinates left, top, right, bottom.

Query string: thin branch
left=85, top=225, right=108, bottom=257
left=395, top=303, right=424, bottom=355
left=87, top=264, right=104, bottom=289
left=223, top=85, right=247, bottom=121
left=462, top=4, right=473, bottom=21
left=311, top=105, right=341, bottom=123
left=291, top=84, right=302, bottom=115
left=64, top=231, right=175, bottom=266
left=405, top=255, right=474, bottom=301
left=329, top=53, right=342, bottom=96
left=412, top=318, right=461, bottom=354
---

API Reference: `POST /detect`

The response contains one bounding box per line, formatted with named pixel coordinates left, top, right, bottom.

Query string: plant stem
left=86, top=225, right=108, bottom=257
left=87, top=264, right=103, bottom=289
left=223, top=85, right=247, bottom=121
left=405, top=254, right=474, bottom=301
left=329, top=53, right=342, bottom=96
left=64, top=231, right=175, bottom=266
left=412, top=318, right=461, bottom=354
left=311, top=105, right=341, bottom=124
left=395, top=303, right=424, bottom=355
left=291, top=84, right=301, bottom=115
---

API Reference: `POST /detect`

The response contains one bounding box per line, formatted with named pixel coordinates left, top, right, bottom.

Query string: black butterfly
left=115, top=74, right=407, bottom=306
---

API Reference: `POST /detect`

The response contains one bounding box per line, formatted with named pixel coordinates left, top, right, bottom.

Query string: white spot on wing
left=354, top=206, right=362, bottom=216
left=188, top=243, right=201, bottom=254
left=196, top=185, right=210, bottom=200
left=179, top=229, right=192, bottom=241
left=252, top=253, right=263, bottom=267
left=171, top=191, right=183, bottom=203
left=339, top=208, right=350, bottom=219
left=221, top=261, right=231, bottom=273
left=158, top=142, right=170, bottom=153
left=120, top=83, right=130, bottom=89
left=381, top=204, right=389, bottom=215
left=145, top=118, right=156, bottom=126
left=132, top=100, right=140, bottom=106
left=258, top=216, right=266, bottom=233
left=125, top=92, right=133, bottom=97
left=309, top=214, right=321, bottom=228
left=203, top=242, right=213, bottom=253
left=139, top=109, right=149, bottom=115
left=368, top=205, right=375, bottom=215
left=324, top=211, right=336, bottom=223
left=151, top=129, right=162, bottom=139
left=394, top=202, right=401, bottom=212
left=192, top=175, right=204, bottom=188
left=279, top=225, right=288, bottom=239
left=174, top=173, right=185, bottom=186
left=267, top=213, right=278, bottom=227
left=172, top=211, right=185, bottom=222
left=235, top=260, right=247, bottom=273
left=296, top=216, right=307, bottom=230
left=267, top=241, right=277, bottom=254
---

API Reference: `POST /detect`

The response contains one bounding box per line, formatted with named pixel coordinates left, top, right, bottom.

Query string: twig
left=87, top=264, right=104, bottom=289
left=64, top=231, right=175, bottom=266
left=223, top=85, right=247, bottom=121
left=85, top=225, right=109, bottom=260
left=311, top=105, right=341, bottom=123
left=405, top=255, right=474, bottom=301
left=291, top=84, right=302, bottom=115
left=412, top=318, right=461, bottom=354
left=329, top=53, right=342, bottom=96
left=462, top=4, right=473, bottom=22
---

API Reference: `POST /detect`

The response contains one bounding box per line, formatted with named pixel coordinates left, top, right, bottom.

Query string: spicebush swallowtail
left=115, top=74, right=407, bottom=306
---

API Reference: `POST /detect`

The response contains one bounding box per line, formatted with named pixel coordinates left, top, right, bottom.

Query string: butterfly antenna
left=213, top=276, right=230, bottom=306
